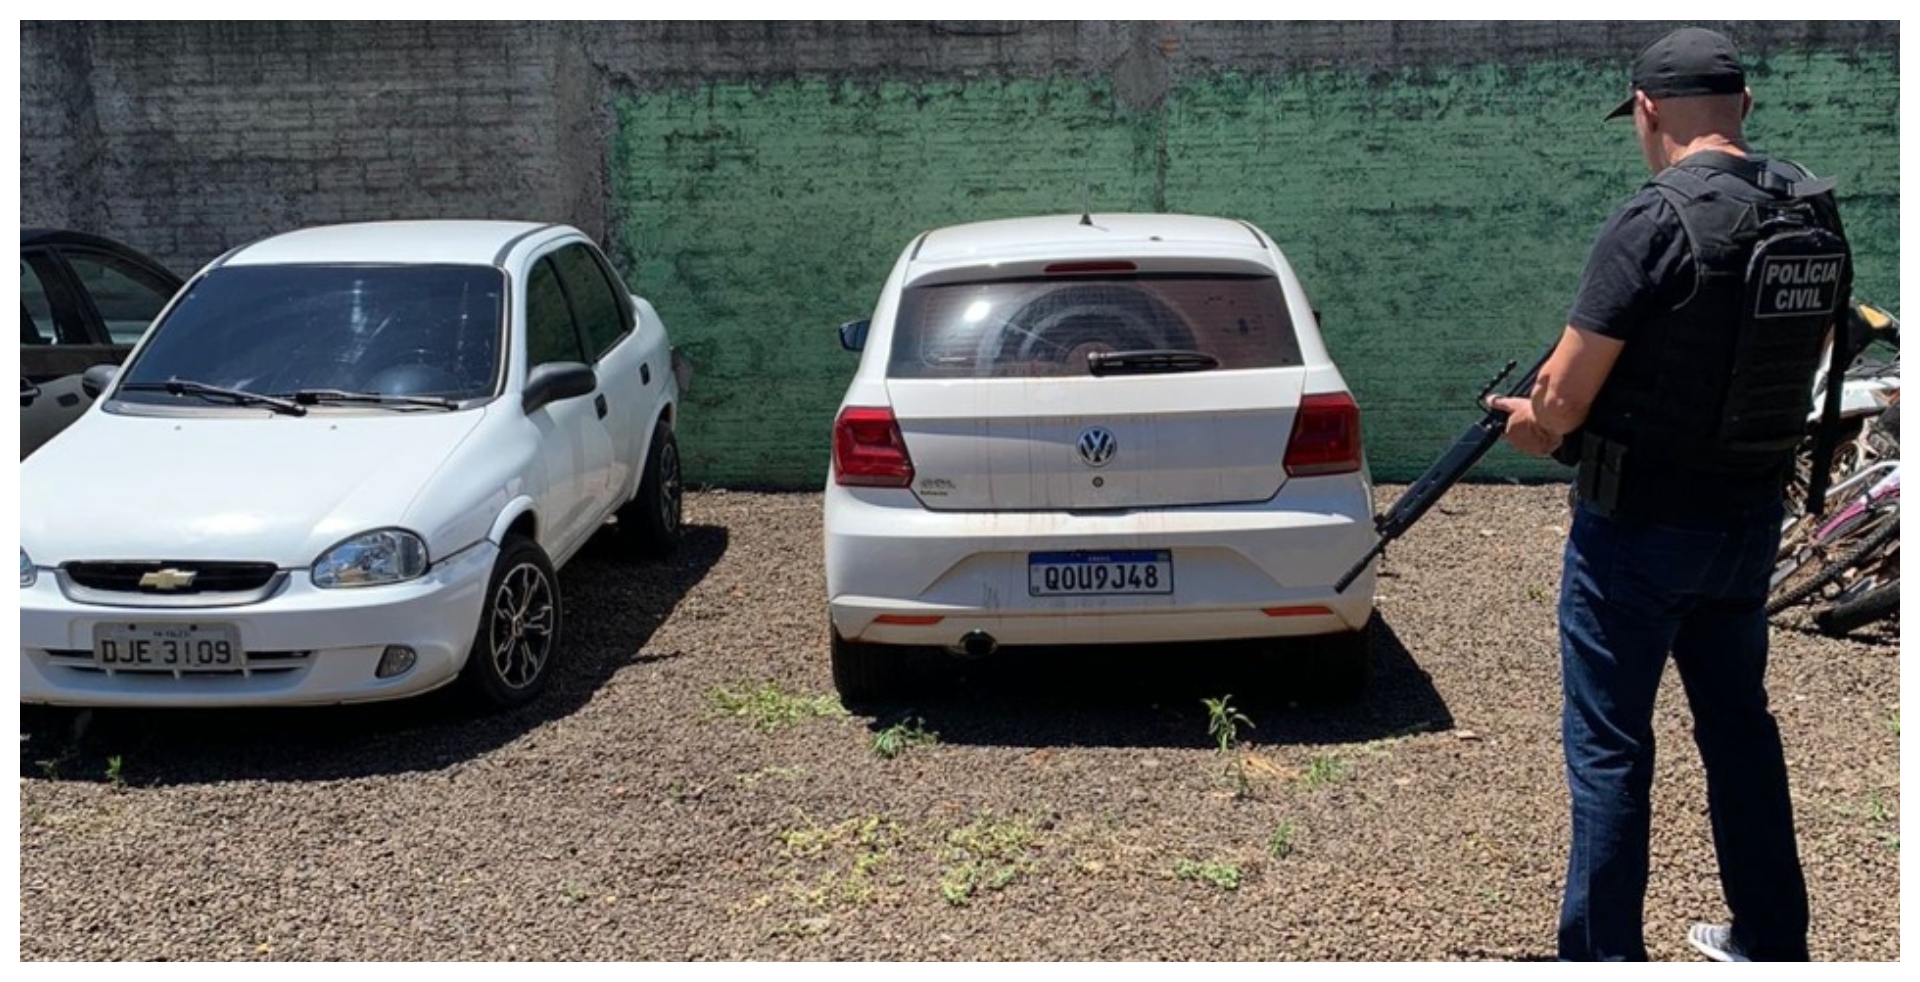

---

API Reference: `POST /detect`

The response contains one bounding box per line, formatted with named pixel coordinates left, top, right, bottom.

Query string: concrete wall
left=19, top=21, right=1900, bottom=487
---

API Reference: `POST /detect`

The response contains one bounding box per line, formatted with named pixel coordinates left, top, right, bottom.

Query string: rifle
left=1333, top=340, right=1558, bottom=593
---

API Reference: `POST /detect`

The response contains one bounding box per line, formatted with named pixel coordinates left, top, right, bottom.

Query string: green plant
left=104, top=755, right=125, bottom=789
left=1175, top=858, right=1242, bottom=891
left=1889, top=711, right=1900, bottom=736
left=709, top=682, right=848, bottom=732
left=1302, top=754, right=1351, bottom=789
left=1202, top=695, right=1256, bottom=799
left=561, top=881, right=591, bottom=903
left=1266, top=820, right=1298, bottom=860
left=939, top=811, right=1037, bottom=906
left=776, top=814, right=902, bottom=908
left=872, top=717, right=939, bottom=759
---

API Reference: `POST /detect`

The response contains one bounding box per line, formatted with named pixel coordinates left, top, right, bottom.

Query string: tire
left=1814, top=580, right=1899, bottom=636
left=830, top=625, right=905, bottom=709
left=459, top=535, right=562, bottom=710
left=1768, top=512, right=1899, bottom=615
left=619, top=421, right=682, bottom=559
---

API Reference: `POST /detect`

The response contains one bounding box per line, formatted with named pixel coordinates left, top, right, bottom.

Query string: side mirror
left=80, top=364, right=119, bottom=399
left=21, top=377, right=41, bottom=408
left=838, top=319, right=870, bottom=353
left=522, top=362, right=598, bottom=414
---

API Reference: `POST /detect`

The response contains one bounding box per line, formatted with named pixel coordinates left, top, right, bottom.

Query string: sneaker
left=1687, top=923, right=1751, bottom=962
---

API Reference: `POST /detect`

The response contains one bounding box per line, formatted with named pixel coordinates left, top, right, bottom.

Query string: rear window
left=887, top=274, right=1301, bottom=379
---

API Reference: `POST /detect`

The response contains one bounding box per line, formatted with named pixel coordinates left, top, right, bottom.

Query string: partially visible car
left=19, top=220, right=688, bottom=710
left=20, top=228, right=185, bottom=457
left=823, top=213, right=1376, bottom=704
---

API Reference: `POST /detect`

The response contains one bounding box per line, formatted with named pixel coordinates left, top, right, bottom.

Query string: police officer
left=1491, top=27, right=1849, bottom=962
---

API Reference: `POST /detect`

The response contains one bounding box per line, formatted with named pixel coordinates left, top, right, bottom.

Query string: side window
left=524, top=257, right=585, bottom=369
left=20, top=254, right=89, bottom=346
left=548, top=243, right=629, bottom=360
left=63, top=250, right=176, bottom=344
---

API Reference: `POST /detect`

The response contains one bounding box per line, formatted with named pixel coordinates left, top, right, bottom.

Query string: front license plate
left=92, top=623, right=246, bottom=672
left=1028, top=550, right=1173, bottom=597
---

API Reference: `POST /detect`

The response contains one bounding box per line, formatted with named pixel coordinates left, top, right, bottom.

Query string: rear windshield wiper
left=119, top=379, right=307, bottom=416
left=1087, top=350, right=1221, bottom=377
left=282, top=389, right=461, bottom=411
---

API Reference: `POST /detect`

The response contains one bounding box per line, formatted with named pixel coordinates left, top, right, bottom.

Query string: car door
left=522, top=254, right=615, bottom=561
left=546, top=240, right=646, bottom=506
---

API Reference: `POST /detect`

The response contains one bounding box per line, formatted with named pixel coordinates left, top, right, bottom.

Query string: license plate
left=1028, top=550, right=1173, bottom=597
left=92, top=623, right=246, bottom=672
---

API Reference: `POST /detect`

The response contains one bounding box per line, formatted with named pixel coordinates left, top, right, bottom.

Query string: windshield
left=887, top=273, right=1302, bottom=379
left=115, top=264, right=504, bottom=406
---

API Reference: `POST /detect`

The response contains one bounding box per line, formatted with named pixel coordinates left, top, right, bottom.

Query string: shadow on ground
left=850, top=614, right=1455, bottom=750
left=17, top=523, right=728, bottom=787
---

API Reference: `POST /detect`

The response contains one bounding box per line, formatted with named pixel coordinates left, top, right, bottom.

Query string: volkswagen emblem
left=1076, top=426, right=1117, bottom=468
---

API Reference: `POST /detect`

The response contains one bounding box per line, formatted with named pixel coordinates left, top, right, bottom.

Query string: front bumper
left=18, top=542, right=497, bottom=707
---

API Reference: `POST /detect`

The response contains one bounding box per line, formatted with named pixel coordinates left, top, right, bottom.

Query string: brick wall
left=19, top=21, right=1899, bottom=486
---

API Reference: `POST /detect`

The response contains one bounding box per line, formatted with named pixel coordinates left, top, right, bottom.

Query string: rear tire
left=619, top=422, right=682, bottom=559
left=830, top=626, right=905, bottom=709
left=1814, top=580, right=1899, bottom=636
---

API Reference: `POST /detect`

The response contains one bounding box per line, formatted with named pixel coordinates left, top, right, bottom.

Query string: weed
left=1175, top=858, right=1242, bottom=891
left=1202, top=695, right=1256, bottom=799
left=776, top=815, right=901, bottom=908
left=872, top=717, right=939, bottom=759
left=1526, top=583, right=1552, bottom=604
left=1302, top=754, right=1351, bottom=789
left=1889, top=711, right=1900, bottom=737
left=709, top=682, right=848, bottom=732
left=560, top=881, right=590, bottom=903
left=1266, top=820, right=1298, bottom=860
left=104, top=755, right=126, bottom=789
left=939, top=811, right=1038, bottom=906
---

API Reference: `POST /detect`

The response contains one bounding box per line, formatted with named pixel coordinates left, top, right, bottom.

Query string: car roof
left=911, top=213, right=1273, bottom=266
left=20, top=227, right=185, bottom=282
left=219, top=220, right=567, bottom=268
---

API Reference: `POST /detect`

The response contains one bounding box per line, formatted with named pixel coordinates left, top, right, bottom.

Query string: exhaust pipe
left=952, top=630, right=998, bottom=659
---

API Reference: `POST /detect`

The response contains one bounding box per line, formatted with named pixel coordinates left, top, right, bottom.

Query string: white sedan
left=824, top=213, right=1377, bottom=703
left=19, top=220, right=687, bottom=710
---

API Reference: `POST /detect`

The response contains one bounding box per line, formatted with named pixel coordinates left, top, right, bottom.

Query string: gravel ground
left=16, top=484, right=1901, bottom=961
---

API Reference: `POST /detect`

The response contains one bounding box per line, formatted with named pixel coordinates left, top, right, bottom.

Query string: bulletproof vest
left=1581, top=151, right=1851, bottom=477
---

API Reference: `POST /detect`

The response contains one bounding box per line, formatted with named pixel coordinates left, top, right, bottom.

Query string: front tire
left=459, top=535, right=562, bottom=710
left=619, top=421, right=683, bottom=559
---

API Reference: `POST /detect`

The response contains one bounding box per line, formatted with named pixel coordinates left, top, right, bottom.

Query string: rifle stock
left=1333, top=340, right=1559, bottom=593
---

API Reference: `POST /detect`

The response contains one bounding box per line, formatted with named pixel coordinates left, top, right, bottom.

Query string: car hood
left=20, top=408, right=490, bottom=565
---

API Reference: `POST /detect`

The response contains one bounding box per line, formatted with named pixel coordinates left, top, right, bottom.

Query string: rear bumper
left=824, top=476, right=1377, bottom=648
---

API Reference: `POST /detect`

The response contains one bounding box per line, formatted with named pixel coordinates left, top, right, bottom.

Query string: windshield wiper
left=282, top=389, right=461, bottom=411
left=1087, top=350, right=1221, bottom=377
left=119, top=379, right=307, bottom=416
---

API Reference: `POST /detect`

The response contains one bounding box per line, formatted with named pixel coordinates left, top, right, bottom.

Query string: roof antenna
left=1079, top=179, right=1093, bottom=226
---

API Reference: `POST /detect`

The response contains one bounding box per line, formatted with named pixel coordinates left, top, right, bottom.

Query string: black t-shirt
left=1564, top=171, right=1788, bottom=527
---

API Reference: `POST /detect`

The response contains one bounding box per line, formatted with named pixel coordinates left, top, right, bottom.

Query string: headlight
left=21, top=548, right=36, bottom=588
left=311, top=529, right=429, bottom=588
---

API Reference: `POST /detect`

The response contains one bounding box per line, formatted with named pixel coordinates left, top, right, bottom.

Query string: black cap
left=1605, top=27, right=1747, bottom=120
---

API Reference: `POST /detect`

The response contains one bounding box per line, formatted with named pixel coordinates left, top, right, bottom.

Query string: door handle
left=594, top=394, right=608, bottom=419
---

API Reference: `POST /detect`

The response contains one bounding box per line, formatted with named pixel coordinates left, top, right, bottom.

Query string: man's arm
left=1489, top=325, right=1624, bottom=456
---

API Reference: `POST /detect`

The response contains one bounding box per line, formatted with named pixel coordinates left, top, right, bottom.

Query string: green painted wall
left=613, top=53, right=1898, bottom=488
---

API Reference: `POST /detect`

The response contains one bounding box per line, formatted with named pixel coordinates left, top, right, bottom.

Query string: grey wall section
left=22, top=20, right=1897, bottom=276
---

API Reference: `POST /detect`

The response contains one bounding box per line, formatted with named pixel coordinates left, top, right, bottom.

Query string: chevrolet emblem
left=138, top=568, right=198, bottom=591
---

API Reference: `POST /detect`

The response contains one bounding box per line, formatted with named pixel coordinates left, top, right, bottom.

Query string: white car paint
left=19, top=220, right=684, bottom=708
left=824, top=213, right=1377, bottom=692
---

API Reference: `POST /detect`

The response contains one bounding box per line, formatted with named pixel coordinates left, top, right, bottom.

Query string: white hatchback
left=823, top=213, right=1377, bottom=702
left=19, top=220, right=687, bottom=710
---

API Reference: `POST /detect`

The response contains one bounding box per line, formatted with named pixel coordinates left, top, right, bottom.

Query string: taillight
left=833, top=406, right=915, bottom=487
left=1284, top=392, right=1362, bottom=477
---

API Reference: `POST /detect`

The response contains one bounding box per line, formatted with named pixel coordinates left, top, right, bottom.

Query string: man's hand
left=1490, top=396, right=1563, bottom=456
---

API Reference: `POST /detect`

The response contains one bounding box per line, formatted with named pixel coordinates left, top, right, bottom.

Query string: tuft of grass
left=776, top=815, right=902, bottom=908
left=871, top=717, right=939, bottom=759
left=1266, top=820, right=1298, bottom=860
left=1302, top=754, right=1351, bottom=789
left=939, top=811, right=1038, bottom=906
left=1174, top=858, right=1242, bottom=891
left=709, top=682, right=848, bottom=732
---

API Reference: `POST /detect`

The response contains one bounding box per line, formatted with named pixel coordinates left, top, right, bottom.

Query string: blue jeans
left=1556, top=500, right=1809, bottom=961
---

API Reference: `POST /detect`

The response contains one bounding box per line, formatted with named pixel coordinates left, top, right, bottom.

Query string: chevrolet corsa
left=19, top=221, right=687, bottom=710
left=824, top=213, right=1377, bottom=703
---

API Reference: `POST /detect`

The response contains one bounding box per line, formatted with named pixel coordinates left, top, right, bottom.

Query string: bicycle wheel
left=1768, top=511, right=1900, bottom=615
left=1813, top=579, right=1899, bottom=637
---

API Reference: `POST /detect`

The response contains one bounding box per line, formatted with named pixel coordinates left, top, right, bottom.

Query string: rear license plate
left=1028, top=550, right=1173, bottom=597
left=92, top=623, right=246, bottom=672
